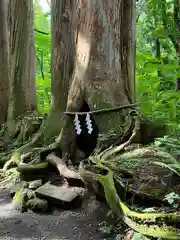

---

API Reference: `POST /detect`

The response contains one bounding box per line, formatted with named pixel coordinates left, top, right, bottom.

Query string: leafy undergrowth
left=80, top=134, right=180, bottom=239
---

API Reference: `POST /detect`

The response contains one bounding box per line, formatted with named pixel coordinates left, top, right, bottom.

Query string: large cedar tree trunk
left=0, top=0, right=9, bottom=125
left=7, top=0, right=36, bottom=122
left=51, top=0, right=75, bottom=112
left=59, top=0, right=136, bottom=160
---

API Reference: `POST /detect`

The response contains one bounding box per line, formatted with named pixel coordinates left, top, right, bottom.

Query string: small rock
left=26, top=189, right=36, bottom=199
left=29, top=179, right=42, bottom=190
left=12, top=186, right=36, bottom=212
left=26, top=197, right=48, bottom=213
left=13, top=188, right=28, bottom=212
left=35, top=182, right=84, bottom=208
left=10, top=181, right=29, bottom=198
left=13, top=188, right=29, bottom=204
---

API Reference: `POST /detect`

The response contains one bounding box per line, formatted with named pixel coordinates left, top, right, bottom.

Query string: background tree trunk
left=7, top=0, right=36, bottom=121
left=0, top=0, right=9, bottom=125
left=59, top=0, right=136, bottom=159
left=174, top=0, right=180, bottom=90
left=51, top=0, right=75, bottom=112
left=36, top=0, right=77, bottom=144
left=26, top=0, right=36, bottom=111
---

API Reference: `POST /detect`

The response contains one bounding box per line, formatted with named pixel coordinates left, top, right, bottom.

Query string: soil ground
left=0, top=189, right=121, bottom=240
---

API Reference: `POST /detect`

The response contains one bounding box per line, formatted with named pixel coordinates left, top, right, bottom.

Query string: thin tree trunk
left=51, top=0, right=75, bottom=112
left=7, top=0, right=36, bottom=122
left=0, top=0, right=9, bottom=125
left=26, top=0, right=36, bottom=110
left=161, top=0, right=180, bottom=90
left=156, top=39, right=162, bottom=78
left=174, top=0, right=180, bottom=90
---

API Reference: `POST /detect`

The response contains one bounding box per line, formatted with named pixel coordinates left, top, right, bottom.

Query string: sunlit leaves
left=34, top=0, right=51, bottom=113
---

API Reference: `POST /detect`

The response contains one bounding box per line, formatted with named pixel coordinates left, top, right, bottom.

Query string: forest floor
left=0, top=189, right=121, bottom=240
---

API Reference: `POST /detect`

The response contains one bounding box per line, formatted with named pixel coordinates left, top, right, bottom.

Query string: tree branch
left=34, top=28, right=49, bottom=35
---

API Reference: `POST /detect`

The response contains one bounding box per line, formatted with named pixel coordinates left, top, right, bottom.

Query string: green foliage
left=154, top=135, right=180, bottom=157
left=136, top=0, right=180, bottom=134
left=34, top=0, right=51, bottom=113
left=154, top=161, right=180, bottom=176
left=164, top=192, right=180, bottom=206
left=132, top=232, right=150, bottom=240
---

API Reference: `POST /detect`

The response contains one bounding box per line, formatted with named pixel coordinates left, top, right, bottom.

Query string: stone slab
left=35, top=182, right=84, bottom=208
left=28, top=179, right=42, bottom=190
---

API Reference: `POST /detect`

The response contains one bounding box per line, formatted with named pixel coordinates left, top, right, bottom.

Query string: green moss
left=17, top=161, right=49, bottom=173
left=11, top=151, right=21, bottom=165
left=30, top=162, right=48, bottom=169
left=13, top=182, right=29, bottom=205
left=98, top=171, right=180, bottom=239
left=26, top=197, right=48, bottom=212
left=42, top=111, right=64, bottom=144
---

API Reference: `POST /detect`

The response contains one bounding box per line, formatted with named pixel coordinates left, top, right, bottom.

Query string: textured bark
left=26, top=0, right=36, bottom=110
left=59, top=0, right=136, bottom=159
left=7, top=0, right=36, bottom=121
left=0, top=0, right=9, bottom=125
left=51, top=0, right=75, bottom=112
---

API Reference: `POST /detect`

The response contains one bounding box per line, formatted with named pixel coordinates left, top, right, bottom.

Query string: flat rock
left=26, top=197, right=48, bottom=213
left=35, top=182, right=84, bottom=208
left=28, top=179, right=42, bottom=190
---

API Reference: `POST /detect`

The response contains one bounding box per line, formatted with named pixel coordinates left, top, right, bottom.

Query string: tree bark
left=7, top=0, right=36, bottom=122
left=51, top=0, right=75, bottom=112
left=34, top=0, right=76, bottom=145
left=26, top=0, right=36, bottom=110
left=0, top=0, right=9, bottom=125
left=59, top=0, right=136, bottom=160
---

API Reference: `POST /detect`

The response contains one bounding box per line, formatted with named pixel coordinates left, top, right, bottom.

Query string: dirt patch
left=0, top=189, right=118, bottom=240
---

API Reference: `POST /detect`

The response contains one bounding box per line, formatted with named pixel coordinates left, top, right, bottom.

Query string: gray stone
left=13, top=188, right=35, bottom=203
left=10, top=181, right=29, bottom=197
left=12, top=186, right=36, bottom=213
left=28, top=179, right=42, bottom=190
left=26, top=197, right=48, bottom=213
left=12, top=188, right=29, bottom=212
left=26, top=189, right=36, bottom=199
left=35, top=182, right=84, bottom=208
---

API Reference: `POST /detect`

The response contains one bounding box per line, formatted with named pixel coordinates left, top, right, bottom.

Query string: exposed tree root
left=115, top=119, right=141, bottom=152
left=14, top=110, right=65, bottom=155
left=46, top=153, right=84, bottom=186
left=17, top=162, right=49, bottom=174
left=99, top=171, right=180, bottom=239
left=0, top=167, right=20, bottom=189
left=0, top=107, right=179, bottom=240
